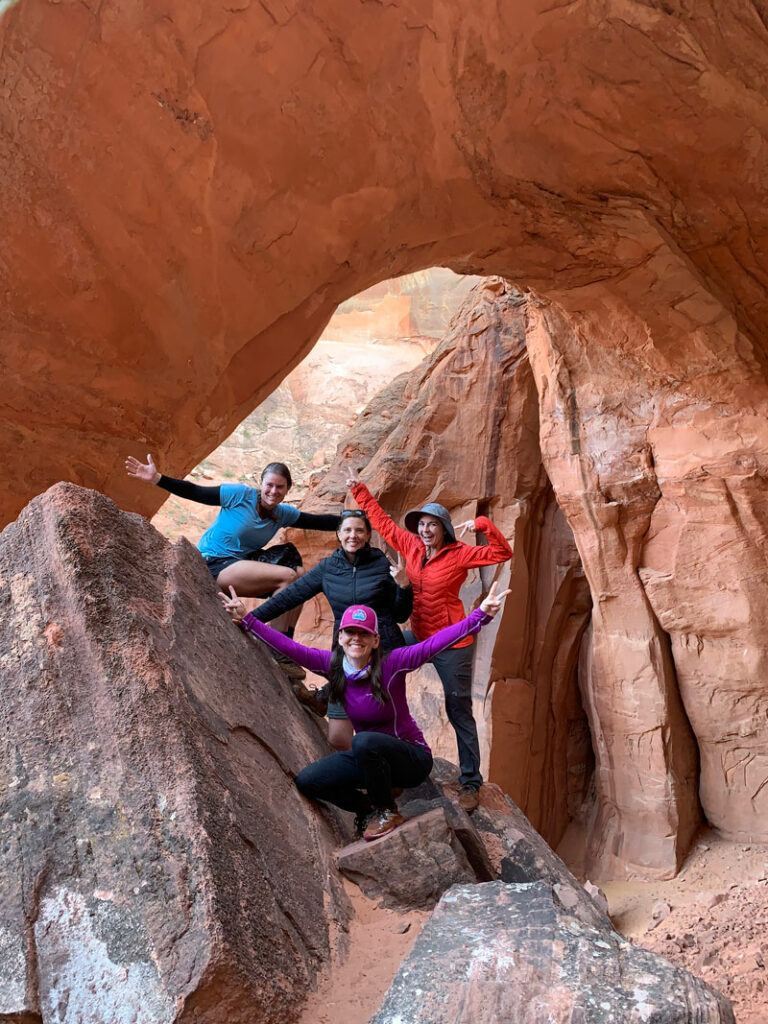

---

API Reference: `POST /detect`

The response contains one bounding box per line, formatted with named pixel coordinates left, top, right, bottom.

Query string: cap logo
left=351, top=609, right=367, bottom=622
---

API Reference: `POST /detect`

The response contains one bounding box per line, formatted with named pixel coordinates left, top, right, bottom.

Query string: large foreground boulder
left=372, top=881, right=734, bottom=1024
left=0, top=483, right=349, bottom=1023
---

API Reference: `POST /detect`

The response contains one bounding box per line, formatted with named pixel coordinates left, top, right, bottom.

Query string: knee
left=444, top=692, right=476, bottom=722
left=351, top=731, right=380, bottom=760
left=216, top=566, right=236, bottom=591
left=295, top=763, right=322, bottom=799
left=329, top=719, right=353, bottom=752
left=275, top=566, right=303, bottom=592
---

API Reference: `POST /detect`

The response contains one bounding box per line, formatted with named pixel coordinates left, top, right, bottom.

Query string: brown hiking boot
left=363, top=808, right=405, bottom=841
left=291, top=681, right=329, bottom=718
left=457, top=785, right=480, bottom=813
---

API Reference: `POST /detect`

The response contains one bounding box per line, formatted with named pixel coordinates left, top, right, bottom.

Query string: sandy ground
left=604, top=828, right=768, bottom=1024
left=297, top=828, right=767, bottom=1023
left=296, top=881, right=430, bottom=1024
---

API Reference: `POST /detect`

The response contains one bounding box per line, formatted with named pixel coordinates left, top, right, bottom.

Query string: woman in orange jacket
left=346, top=471, right=513, bottom=811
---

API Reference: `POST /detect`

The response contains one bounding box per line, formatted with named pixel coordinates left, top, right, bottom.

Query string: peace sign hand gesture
left=218, top=586, right=247, bottom=624
left=345, top=464, right=360, bottom=488
left=456, top=519, right=477, bottom=539
left=479, top=581, right=511, bottom=618
left=389, top=552, right=410, bottom=588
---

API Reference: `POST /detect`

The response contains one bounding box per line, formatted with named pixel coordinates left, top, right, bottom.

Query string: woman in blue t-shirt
left=125, top=454, right=339, bottom=599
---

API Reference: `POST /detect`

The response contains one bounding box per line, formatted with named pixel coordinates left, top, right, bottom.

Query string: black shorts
left=204, top=542, right=303, bottom=581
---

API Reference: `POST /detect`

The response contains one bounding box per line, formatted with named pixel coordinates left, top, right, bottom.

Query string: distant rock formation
left=150, top=269, right=478, bottom=545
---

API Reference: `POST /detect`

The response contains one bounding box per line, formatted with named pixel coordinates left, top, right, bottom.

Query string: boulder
left=472, top=790, right=608, bottom=931
left=398, top=797, right=497, bottom=883
left=335, top=808, right=476, bottom=911
left=372, top=881, right=735, bottom=1024
left=0, top=483, right=349, bottom=1022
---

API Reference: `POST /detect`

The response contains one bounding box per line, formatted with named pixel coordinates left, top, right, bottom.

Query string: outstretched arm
left=388, top=582, right=511, bottom=673
left=125, top=455, right=222, bottom=506
left=347, top=479, right=421, bottom=559
left=453, top=516, right=513, bottom=568
left=219, top=587, right=332, bottom=674
left=293, top=511, right=341, bottom=532
left=251, top=561, right=326, bottom=623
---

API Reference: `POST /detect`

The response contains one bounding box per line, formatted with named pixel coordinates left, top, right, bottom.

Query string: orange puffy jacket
left=351, top=483, right=513, bottom=648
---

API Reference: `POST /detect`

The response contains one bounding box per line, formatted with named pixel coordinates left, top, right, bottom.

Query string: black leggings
left=295, top=732, right=433, bottom=815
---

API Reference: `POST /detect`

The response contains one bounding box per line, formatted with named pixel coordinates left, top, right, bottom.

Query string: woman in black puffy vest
left=250, top=510, right=413, bottom=749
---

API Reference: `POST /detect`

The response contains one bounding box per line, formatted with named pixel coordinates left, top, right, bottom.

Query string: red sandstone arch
left=2, top=0, right=767, bottom=518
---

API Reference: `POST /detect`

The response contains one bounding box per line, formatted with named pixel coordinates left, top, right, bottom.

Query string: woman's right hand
left=480, top=581, right=511, bottom=618
left=125, top=454, right=161, bottom=485
left=219, top=585, right=247, bottom=625
left=389, top=552, right=410, bottom=588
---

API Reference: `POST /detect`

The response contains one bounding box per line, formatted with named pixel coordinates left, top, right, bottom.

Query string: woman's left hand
left=480, top=580, right=511, bottom=618
left=389, top=552, right=410, bottom=588
left=456, top=519, right=477, bottom=538
left=219, top=585, right=247, bottom=624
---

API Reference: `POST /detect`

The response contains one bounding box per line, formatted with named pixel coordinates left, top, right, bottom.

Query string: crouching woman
left=221, top=582, right=509, bottom=842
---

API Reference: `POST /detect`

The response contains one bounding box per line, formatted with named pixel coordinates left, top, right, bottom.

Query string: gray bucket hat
left=404, top=502, right=456, bottom=543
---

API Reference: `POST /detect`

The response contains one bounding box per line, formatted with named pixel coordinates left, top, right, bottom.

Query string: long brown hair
left=327, top=643, right=388, bottom=705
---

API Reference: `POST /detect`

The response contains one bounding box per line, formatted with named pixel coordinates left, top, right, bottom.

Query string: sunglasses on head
left=340, top=510, right=368, bottom=518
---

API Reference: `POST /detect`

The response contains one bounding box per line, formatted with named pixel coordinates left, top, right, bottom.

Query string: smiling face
left=338, top=626, right=380, bottom=666
left=259, top=471, right=290, bottom=509
left=418, top=514, right=446, bottom=552
left=337, top=517, right=371, bottom=559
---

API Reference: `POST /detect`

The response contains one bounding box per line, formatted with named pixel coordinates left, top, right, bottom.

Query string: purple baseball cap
left=339, top=605, right=379, bottom=635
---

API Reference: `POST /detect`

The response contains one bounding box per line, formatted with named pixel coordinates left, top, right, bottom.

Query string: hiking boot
left=457, top=785, right=480, bottom=813
left=363, top=808, right=405, bottom=841
left=272, top=651, right=306, bottom=682
left=291, top=681, right=328, bottom=718
left=354, top=810, right=374, bottom=839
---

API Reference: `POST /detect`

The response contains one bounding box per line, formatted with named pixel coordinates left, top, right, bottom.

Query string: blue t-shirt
left=197, top=484, right=301, bottom=560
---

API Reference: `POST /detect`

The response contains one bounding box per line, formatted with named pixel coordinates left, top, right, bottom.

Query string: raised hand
left=219, top=585, right=247, bottom=624
left=480, top=580, right=511, bottom=618
left=125, top=454, right=161, bottom=485
left=389, top=552, right=410, bottom=588
left=345, top=464, right=360, bottom=488
left=456, top=519, right=477, bottom=539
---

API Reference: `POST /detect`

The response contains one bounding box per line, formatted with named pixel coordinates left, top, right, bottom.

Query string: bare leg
left=328, top=719, right=353, bottom=752
left=217, top=560, right=299, bottom=598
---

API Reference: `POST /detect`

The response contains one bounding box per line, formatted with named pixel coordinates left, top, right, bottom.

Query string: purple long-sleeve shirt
left=240, top=607, right=493, bottom=752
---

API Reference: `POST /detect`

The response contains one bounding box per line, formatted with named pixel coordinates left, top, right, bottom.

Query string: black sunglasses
left=340, top=510, right=368, bottom=519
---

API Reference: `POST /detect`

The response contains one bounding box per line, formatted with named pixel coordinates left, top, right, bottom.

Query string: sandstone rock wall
left=526, top=254, right=768, bottom=869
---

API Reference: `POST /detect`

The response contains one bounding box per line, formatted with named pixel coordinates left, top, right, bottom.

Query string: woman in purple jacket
left=221, top=582, right=509, bottom=841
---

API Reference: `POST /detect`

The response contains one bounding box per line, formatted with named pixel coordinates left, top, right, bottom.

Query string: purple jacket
left=240, top=607, right=493, bottom=752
